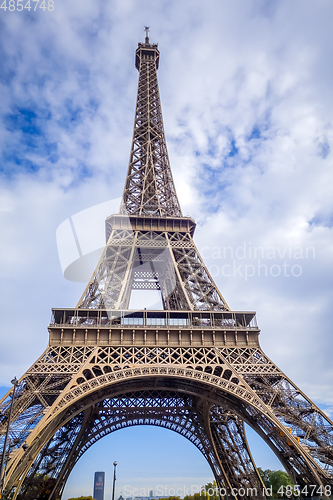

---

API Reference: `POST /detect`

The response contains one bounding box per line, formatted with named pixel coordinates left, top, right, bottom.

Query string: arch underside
left=14, top=386, right=264, bottom=500
left=1, top=345, right=333, bottom=499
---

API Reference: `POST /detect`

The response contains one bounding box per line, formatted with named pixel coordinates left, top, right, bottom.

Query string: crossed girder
left=17, top=391, right=263, bottom=500
left=1, top=380, right=265, bottom=500
left=77, top=229, right=229, bottom=311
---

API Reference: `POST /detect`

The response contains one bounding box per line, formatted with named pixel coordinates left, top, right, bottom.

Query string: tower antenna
left=144, top=25, right=150, bottom=44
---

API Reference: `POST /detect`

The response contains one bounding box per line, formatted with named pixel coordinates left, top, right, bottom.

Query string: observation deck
left=105, top=214, right=196, bottom=240
left=48, top=309, right=260, bottom=347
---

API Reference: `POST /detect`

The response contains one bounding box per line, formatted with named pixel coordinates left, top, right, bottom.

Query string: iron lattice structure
left=1, top=33, right=333, bottom=500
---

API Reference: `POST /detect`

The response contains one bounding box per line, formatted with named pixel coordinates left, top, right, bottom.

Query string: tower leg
left=199, top=403, right=265, bottom=499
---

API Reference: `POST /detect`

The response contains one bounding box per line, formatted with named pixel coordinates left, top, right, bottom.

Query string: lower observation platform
left=49, top=309, right=260, bottom=347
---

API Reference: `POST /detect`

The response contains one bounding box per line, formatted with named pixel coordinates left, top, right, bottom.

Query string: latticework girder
left=120, top=41, right=181, bottom=217
left=34, top=392, right=230, bottom=500
left=77, top=228, right=229, bottom=311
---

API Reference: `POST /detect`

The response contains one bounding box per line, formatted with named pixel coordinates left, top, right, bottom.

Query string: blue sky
left=1, top=0, right=333, bottom=498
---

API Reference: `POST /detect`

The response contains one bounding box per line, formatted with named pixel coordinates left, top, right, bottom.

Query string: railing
left=50, top=309, right=258, bottom=330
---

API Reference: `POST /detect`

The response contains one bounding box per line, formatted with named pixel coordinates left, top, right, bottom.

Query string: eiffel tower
left=1, top=29, right=333, bottom=500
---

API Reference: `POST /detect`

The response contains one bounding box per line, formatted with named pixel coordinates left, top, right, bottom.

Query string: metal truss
left=33, top=392, right=264, bottom=500
left=77, top=229, right=229, bottom=311
left=1, top=33, right=333, bottom=500
left=77, top=34, right=228, bottom=312
left=1, top=340, right=333, bottom=498
left=120, top=40, right=181, bottom=217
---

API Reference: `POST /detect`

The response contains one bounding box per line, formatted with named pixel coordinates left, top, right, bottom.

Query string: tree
left=184, top=480, right=219, bottom=500
left=258, top=467, right=273, bottom=488
left=270, top=470, right=294, bottom=498
left=258, top=468, right=294, bottom=498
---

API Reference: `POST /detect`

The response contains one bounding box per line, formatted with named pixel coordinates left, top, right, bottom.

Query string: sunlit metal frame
left=1, top=32, right=333, bottom=500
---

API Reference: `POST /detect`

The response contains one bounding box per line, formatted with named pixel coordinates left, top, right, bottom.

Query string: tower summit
left=126, top=30, right=176, bottom=216
left=1, top=32, right=333, bottom=500
left=136, top=27, right=160, bottom=71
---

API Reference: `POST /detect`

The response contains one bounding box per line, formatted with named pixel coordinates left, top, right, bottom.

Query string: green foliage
left=270, top=470, right=294, bottom=497
left=184, top=480, right=219, bottom=500
left=258, top=467, right=272, bottom=488
left=157, top=497, right=180, bottom=500
left=68, top=496, right=96, bottom=500
left=184, top=493, right=212, bottom=500
left=258, top=468, right=294, bottom=498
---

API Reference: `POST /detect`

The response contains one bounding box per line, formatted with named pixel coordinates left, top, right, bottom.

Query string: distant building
left=93, top=471, right=105, bottom=500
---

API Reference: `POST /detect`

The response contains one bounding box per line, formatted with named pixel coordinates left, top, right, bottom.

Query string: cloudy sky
left=1, top=0, right=333, bottom=498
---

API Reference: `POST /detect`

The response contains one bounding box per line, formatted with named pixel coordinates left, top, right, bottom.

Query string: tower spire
left=121, top=33, right=181, bottom=217
left=144, top=25, right=150, bottom=44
